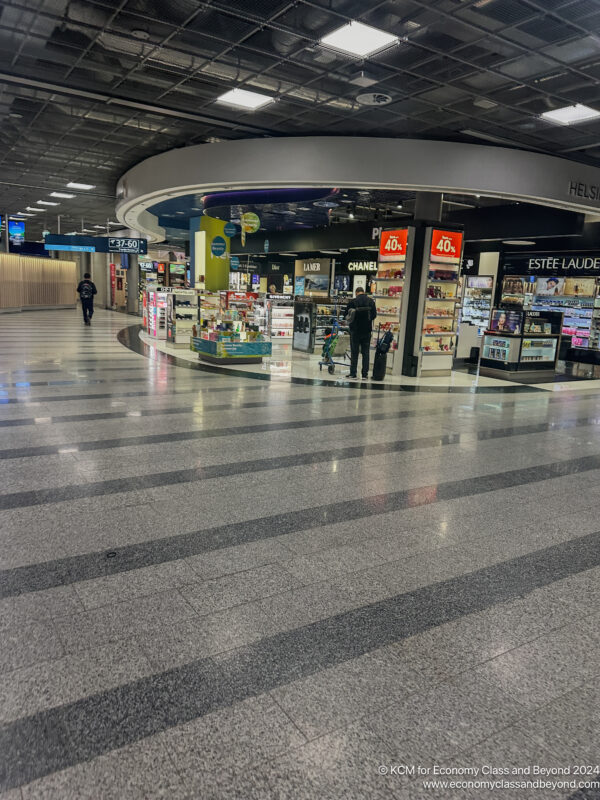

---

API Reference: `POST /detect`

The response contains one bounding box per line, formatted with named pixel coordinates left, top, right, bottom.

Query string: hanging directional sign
left=108, top=237, right=147, bottom=254
left=44, top=234, right=148, bottom=254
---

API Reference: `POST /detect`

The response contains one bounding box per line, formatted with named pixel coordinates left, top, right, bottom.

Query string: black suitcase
left=372, top=351, right=387, bottom=381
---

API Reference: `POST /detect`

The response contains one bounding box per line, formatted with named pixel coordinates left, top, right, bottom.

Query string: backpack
left=80, top=282, right=93, bottom=300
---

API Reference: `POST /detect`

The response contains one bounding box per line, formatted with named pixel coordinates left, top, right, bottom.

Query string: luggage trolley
left=319, top=316, right=351, bottom=375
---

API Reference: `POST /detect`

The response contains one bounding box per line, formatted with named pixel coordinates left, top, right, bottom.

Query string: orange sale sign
left=430, top=229, right=463, bottom=263
left=379, top=229, right=409, bottom=261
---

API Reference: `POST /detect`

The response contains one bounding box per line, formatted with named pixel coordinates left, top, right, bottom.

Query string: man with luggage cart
left=344, top=287, right=377, bottom=380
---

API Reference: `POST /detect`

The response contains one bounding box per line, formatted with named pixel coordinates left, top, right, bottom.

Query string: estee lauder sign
left=568, top=181, right=600, bottom=201
left=504, top=252, right=600, bottom=276
left=528, top=255, right=600, bottom=271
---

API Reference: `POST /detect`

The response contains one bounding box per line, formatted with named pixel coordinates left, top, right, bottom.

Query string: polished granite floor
left=1, top=309, right=599, bottom=800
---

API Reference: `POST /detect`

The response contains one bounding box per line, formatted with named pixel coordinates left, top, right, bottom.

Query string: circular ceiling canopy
left=117, top=137, right=600, bottom=242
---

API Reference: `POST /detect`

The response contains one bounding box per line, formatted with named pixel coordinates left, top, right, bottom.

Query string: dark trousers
left=81, top=299, right=94, bottom=323
left=350, top=331, right=371, bottom=377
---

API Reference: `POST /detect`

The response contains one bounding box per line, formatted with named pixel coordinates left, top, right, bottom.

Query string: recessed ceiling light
left=15, top=161, right=24, bottom=165
left=298, top=207, right=311, bottom=211
left=348, top=212, right=355, bottom=219
left=25, top=207, right=43, bottom=212
left=503, top=240, right=536, bottom=246
left=81, top=229, right=96, bottom=233
left=9, top=215, right=26, bottom=220
left=9, top=112, right=23, bottom=119
left=541, top=104, right=600, bottom=125
left=396, top=203, right=403, bottom=209
left=66, top=182, right=96, bottom=190
left=93, top=225, right=105, bottom=229
left=16, top=212, right=34, bottom=217
left=132, top=29, right=150, bottom=40
left=37, top=200, right=59, bottom=206
left=175, top=211, right=185, bottom=215
left=320, top=21, right=398, bottom=58
left=50, top=192, right=76, bottom=199
left=216, top=88, right=274, bottom=110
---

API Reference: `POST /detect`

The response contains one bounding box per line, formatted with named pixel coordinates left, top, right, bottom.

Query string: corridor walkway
left=0, top=309, right=599, bottom=799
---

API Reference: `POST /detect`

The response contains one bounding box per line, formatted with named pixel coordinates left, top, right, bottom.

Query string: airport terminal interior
left=2, top=1, right=600, bottom=798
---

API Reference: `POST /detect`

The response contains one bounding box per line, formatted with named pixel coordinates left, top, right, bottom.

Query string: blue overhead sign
left=44, top=234, right=147, bottom=254
left=45, top=244, right=96, bottom=252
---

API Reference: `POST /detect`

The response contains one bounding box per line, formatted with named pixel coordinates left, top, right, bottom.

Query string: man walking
left=345, top=287, right=377, bottom=379
left=77, top=272, right=97, bottom=326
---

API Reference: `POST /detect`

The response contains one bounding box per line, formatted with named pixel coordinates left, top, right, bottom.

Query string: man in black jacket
left=76, top=272, right=97, bottom=326
left=345, top=287, right=377, bottom=379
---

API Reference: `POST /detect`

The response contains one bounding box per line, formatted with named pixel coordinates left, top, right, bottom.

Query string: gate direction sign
left=108, top=237, right=147, bottom=254
left=45, top=234, right=147, bottom=255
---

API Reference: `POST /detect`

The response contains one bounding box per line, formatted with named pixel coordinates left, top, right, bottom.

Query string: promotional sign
left=536, top=276, right=565, bottom=296
left=466, top=276, right=493, bottom=290
left=294, top=276, right=305, bottom=295
left=564, top=277, right=596, bottom=296
left=8, top=220, right=25, bottom=244
left=240, top=212, right=260, bottom=245
left=211, top=236, right=227, bottom=258
left=430, top=229, right=463, bottom=264
left=224, top=222, right=237, bottom=237
left=241, top=212, right=260, bottom=233
left=264, top=239, right=269, bottom=254
left=490, top=309, right=522, bottom=334
left=267, top=274, right=284, bottom=293
left=110, top=263, right=116, bottom=306
left=379, top=229, right=408, bottom=262
left=230, top=255, right=240, bottom=270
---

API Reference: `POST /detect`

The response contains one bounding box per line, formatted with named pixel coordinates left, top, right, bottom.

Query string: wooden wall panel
left=0, top=254, right=77, bottom=310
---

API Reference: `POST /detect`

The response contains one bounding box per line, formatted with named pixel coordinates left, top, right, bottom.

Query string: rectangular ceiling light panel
left=320, top=21, right=398, bottom=58
left=541, top=104, right=600, bottom=125
left=216, top=88, right=274, bottom=109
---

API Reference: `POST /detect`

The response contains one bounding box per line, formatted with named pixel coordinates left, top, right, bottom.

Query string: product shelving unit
left=198, top=292, right=221, bottom=331
left=531, top=295, right=593, bottom=349
left=370, top=264, right=404, bottom=367
left=268, top=296, right=294, bottom=340
left=251, top=295, right=269, bottom=333
left=418, top=262, right=461, bottom=370
left=314, top=301, right=337, bottom=349
left=589, top=290, right=600, bottom=350
left=146, top=289, right=169, bottom=339
left=461, top=276, right=493, bottom=329
left=480, top=309, right=562, bottom=374
left=166, top=290, right=199, bottom=346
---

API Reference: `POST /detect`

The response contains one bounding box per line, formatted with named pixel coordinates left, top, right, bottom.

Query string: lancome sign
left=503, top=252, right=600, bottom=277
